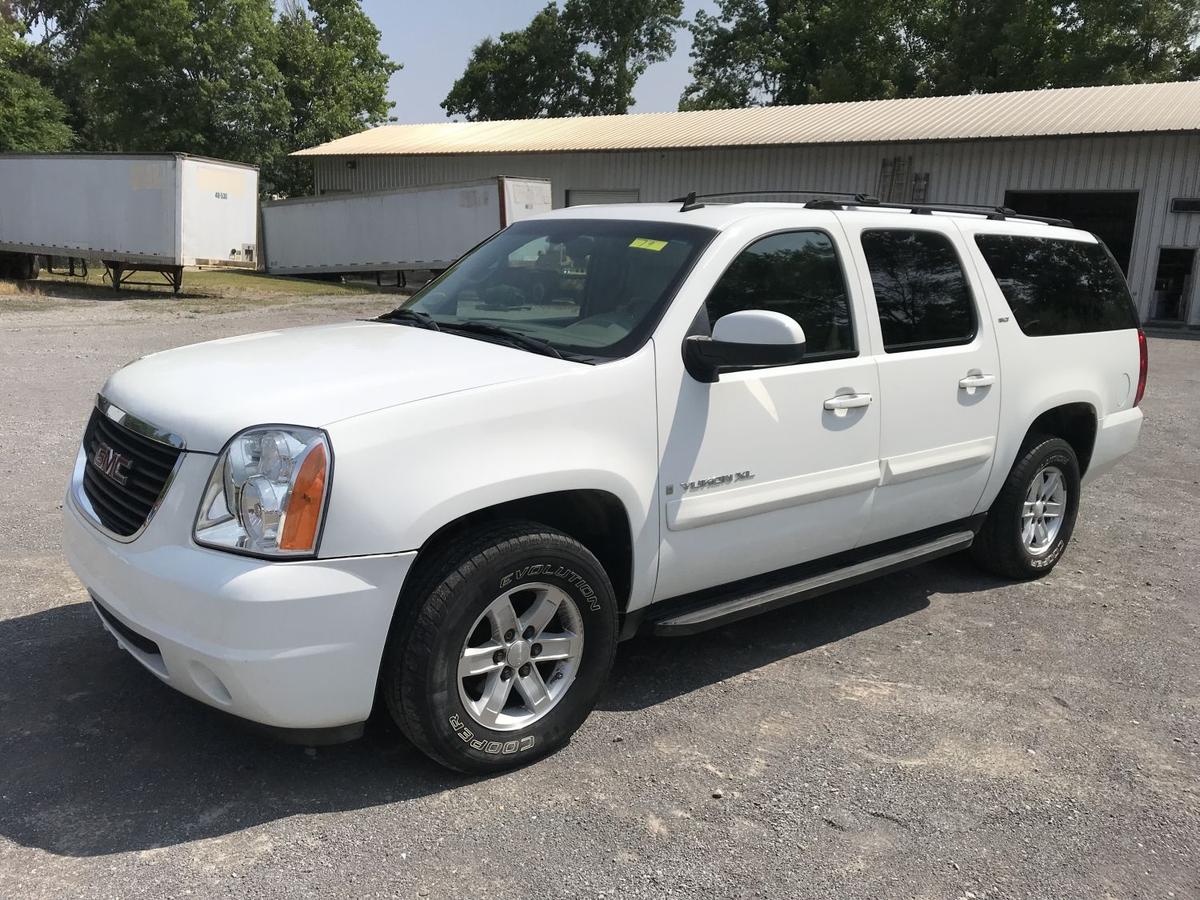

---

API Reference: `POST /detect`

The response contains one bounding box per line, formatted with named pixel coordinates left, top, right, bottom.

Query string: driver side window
left=705, top=230, right=856, bottom=362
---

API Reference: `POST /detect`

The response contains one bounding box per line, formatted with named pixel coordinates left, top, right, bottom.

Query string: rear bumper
left=64, top=462, right=416, bottom=730
left=1084, top=407, right=1144, bottom=484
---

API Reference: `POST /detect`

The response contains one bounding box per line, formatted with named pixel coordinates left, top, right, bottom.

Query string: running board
left=650, top=530, right=975, bottom=637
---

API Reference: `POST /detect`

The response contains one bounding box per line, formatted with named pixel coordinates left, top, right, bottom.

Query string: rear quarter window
left=974, top=234, right=1138, bottom=336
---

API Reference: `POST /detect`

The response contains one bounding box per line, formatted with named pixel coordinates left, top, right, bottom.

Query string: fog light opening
left=188, top=661, right=234, bottom=706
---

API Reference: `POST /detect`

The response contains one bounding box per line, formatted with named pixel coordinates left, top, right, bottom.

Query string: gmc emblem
left=92, top=441, right=132, bottom=486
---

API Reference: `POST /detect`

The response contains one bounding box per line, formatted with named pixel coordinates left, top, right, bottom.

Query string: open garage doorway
left=1151, top=248, right=1195, bottom=323
left=1004, top=191, right=1139, bottom=273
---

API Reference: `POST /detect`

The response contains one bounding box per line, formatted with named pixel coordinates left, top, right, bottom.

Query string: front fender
left=317, top=348, right=661, bottom=607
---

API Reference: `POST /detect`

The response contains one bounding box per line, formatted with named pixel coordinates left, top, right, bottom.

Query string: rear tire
left=971, top=435, right=1081, bottom=580
left=381, top=522, right=618, bottom=773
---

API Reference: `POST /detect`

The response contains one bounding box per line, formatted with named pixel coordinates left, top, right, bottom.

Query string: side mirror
left=683, top=310, right=806, bottom=383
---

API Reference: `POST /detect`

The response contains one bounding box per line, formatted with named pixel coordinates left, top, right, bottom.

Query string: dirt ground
left=0, top=281, right=1197, bottom=899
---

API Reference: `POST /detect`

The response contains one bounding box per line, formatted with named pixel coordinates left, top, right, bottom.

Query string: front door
left=840, top=221, right=1002, bottom=546
left=654, top=224, right=881, bottom=601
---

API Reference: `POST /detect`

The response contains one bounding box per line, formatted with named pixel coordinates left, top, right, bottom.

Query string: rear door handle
left=958, top=374, right=996, bottom=389
left=823, top=392, right=873, bottom=411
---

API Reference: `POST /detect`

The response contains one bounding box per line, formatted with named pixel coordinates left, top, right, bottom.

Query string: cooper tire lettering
left=448, top=714, right=537, bottom=754
left=1029, top=540, right=1066, bottom=569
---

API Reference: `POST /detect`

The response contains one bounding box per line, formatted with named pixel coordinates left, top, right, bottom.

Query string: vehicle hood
left=101, top=320, right=576, bottom=452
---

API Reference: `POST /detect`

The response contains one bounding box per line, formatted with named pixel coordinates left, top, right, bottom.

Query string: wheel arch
left=403, top=489, right=636, bottom=614
left=1023, top=402, right=1098, bottom=475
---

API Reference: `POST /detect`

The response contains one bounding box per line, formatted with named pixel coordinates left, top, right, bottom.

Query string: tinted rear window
left=974, top=235, right=1138, bottom=336
left=860, top=230, right=977, bottom=352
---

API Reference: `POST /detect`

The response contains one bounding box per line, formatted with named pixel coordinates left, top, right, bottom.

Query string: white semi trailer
left=260, top=177, right=552, bottom=281
left=0, top=153, right=259, bottom=293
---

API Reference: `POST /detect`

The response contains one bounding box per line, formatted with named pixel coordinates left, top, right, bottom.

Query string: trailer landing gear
left=43, top=257, right=88, bottom=279
left=373, top=270, right=408, bottom=289
left=103, top=262, right=184, bottom=295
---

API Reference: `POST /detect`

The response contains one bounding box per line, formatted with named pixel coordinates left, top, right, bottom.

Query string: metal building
left=296, top=81, right=1200, bottom=326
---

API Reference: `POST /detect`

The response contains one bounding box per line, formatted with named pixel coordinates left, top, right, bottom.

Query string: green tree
left=74, top=0, right=288, bottom=165
left=678, top=0, right=780, bottom=109
left=442, top=4, right=583, bottom=121
left=0, top=15, right=73, bottom=151
left=443, top=0, right=684, bottom=121
left=6, top=1, right=100, bottom=136
left=268, top=0, right=400, bottom=197
left=5, top=0, right=97, bottom=42
left=571, top=0, right=688, bottom=113
left=922, top=0, right=1200, bottom=95
left=682, top=0, right=1200, bottom=110
left=681, top=0, right=927, bottom=109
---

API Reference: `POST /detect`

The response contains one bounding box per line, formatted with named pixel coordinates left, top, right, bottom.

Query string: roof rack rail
left=805, top=195, right=1073, bottom=227
left=667, top=189, right=1074, bottom=227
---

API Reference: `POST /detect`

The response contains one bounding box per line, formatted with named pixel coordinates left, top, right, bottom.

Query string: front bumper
left=64, top=449, right=415, bottom=731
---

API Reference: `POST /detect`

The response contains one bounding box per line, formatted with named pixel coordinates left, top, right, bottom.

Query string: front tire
left=381, top=522, right=618, bottom=773
left=971, top=435, right=1081, bottom=580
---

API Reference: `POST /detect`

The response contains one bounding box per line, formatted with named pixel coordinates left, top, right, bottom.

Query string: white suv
left=64, top=197, right=1147, bottom=772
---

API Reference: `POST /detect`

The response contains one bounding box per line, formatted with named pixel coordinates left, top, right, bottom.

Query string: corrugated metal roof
left=294, top=81, right=1200, bottom=157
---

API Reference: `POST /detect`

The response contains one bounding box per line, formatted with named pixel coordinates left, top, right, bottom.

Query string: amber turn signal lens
left=279, top=442, right=328, bottom=552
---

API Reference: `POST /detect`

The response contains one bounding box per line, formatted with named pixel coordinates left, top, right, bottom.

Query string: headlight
left=194, top=426, right=331, bottom=557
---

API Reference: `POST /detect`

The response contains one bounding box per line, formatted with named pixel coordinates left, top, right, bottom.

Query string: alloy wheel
left=1021, top=464, right=1067, bottom=555
left=456, top=583, right=584, bottom=731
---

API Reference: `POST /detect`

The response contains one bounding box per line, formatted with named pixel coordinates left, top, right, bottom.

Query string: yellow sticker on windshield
left=629, top=238, right=668, bottom=251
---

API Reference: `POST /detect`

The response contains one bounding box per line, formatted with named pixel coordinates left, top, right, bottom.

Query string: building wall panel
left=313, top=134, right=1200, bottom=322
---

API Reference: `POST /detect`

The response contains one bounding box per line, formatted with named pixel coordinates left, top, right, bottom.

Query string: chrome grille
left=80, top=406, right=183, bottom=537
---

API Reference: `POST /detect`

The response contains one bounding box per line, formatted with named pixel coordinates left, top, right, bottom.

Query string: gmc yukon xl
left=64, top=197, right=1146, bottom=772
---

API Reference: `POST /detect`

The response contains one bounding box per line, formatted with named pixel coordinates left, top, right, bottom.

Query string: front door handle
left=959, top=373, right=996, bottom=389
left=823, top=392, right=873, bottom=411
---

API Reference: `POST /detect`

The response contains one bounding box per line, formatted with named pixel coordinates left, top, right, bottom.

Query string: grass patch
left=31, top=267, right=382, bottom=298
left=0, top=266, right=405, bottom=316
left=0, top=279, right=63, bottom=312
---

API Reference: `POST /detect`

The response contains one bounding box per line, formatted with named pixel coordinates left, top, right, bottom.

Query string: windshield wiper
left=376, top=312, right=572, bottom=361
left=375, top=308, right=440, bottom=330
left=439, top=321, right=563, bottom=359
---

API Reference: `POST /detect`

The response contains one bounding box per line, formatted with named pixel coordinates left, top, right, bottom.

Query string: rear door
left=839, top=217, right=1001, bottom=545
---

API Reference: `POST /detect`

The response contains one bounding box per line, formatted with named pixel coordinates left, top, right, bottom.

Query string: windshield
left=396, top=219, right=716, bottom=359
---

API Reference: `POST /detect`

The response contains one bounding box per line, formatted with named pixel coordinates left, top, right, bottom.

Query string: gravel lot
left=1, top=289, right=1197, bottom=899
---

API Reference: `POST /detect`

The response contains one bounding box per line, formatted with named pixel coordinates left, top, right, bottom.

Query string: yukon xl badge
left=92, top=441, right=132, bottom=486
left=678, top=470, right=754, bottom=493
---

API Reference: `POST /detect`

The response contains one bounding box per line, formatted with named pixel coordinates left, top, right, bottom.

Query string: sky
left=360, top=1, right=718, bottom=124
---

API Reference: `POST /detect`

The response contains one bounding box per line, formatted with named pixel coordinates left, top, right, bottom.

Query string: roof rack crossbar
left=669, top=189, right=878, bottom=204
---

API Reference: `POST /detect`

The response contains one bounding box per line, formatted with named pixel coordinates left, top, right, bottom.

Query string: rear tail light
left=1133, top=328, right=1148, bottom=407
